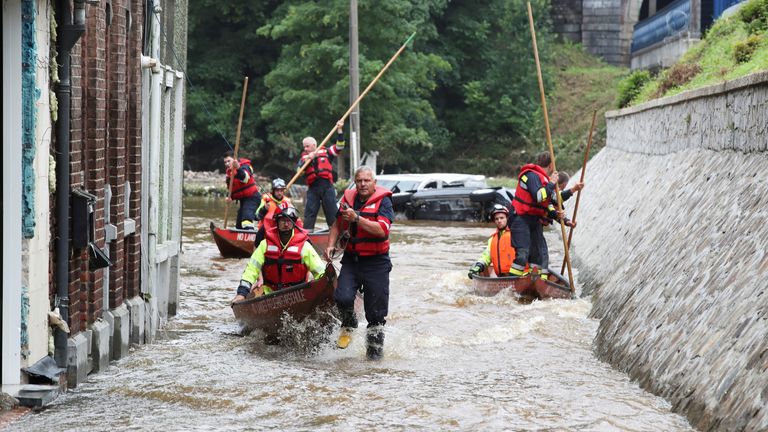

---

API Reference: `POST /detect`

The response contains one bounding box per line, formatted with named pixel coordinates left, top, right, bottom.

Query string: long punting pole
left=223, top=76, right=249, bottom=229
left=561, top=110, right=597, bottom=274
left=526, top=3, right=575, bottom=295
left=285, top=32, right=417, bottom=190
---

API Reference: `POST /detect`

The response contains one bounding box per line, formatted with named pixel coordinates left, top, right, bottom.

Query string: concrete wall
left=570, top=71, right=767, bottom=431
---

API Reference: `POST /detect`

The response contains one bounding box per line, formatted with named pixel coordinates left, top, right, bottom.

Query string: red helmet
left=490, top=204, right=509, bottom=217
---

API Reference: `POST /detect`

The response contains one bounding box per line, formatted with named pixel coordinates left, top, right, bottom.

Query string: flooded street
left=8, top=197, right=693, bottom=431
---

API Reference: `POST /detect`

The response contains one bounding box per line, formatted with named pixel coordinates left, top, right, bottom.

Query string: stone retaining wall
left=570, top=71, right=768, bottom=431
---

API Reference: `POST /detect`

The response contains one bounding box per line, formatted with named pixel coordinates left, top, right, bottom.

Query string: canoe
left=470, top=268, right=572, bottom=300
left=210, top=222, right=330, bottom=258
left=231, top=264, right=338, bottom=336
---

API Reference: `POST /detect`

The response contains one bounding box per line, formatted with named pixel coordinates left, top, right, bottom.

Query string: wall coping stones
left=607, top=70, right=768, bottom=118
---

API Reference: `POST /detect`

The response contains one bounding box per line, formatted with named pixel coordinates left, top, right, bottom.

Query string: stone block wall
left=570, top=71, right=767, bottom=431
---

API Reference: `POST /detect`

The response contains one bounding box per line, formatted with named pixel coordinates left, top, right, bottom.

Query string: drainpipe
left=54, top=0, right=85, bottom=368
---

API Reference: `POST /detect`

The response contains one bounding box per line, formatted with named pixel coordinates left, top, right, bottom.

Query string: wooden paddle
left=527, top=3, right=575, bottom=295
left=223, top=76, right=249, bottom=229
left=560, top=110, right=597, bottom=275
left=285, top=32, right=418, bottom=190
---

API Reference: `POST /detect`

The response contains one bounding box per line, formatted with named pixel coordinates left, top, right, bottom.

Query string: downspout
left=54, top=0, right=85, bottom=367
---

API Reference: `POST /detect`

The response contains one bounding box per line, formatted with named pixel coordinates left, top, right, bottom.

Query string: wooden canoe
left=210, top=222, right=330, bottom=259
left=470, top=268, right=572, bottom=300
left=231, top=264, right=338, bottom=335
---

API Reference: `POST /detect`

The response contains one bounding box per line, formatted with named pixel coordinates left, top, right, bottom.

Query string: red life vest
left=301, top=148, right=334, bottom=185
left=512, top=164, right=551, bottom=217
left=339, top=186, right=393, bottom=256
left=257, top=194, right=294, bottom=230
left=489, top=228, right=516, bottom=275
left=262, top=227, right=309, bottom=289
left=226, top=158, right=260, bottom=199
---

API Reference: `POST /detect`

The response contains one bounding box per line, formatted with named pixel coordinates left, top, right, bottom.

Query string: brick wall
left=60, top=1, right=143, bottom=334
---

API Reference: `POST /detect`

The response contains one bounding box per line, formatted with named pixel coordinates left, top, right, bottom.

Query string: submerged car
left=346, top=173, right=510, bottom=221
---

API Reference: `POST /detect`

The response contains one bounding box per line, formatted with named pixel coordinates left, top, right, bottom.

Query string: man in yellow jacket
left=231, top=207, right=325, bottom=303
left=469, top=204, right=516, bottom=278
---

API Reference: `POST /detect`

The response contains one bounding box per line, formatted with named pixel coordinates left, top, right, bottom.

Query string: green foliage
left=739, top=0, right=768, bottom=34
left=629, top=0, right=768, bottom=105
left=616, top=70, right=651, bottom=108
left=734, top=34, right=764, bottom=62
left=185, top=0, right=567, bottom=177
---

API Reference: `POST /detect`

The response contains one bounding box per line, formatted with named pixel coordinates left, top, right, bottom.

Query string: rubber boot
left=337, top=307, right=358, bottom=349
left=366, top=326, right=385, bottom=361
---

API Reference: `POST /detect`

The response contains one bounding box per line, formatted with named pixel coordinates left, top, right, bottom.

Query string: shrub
left=734, top=34, right=765, bottom=62
left=616, top=70, right=652, bottom=108
left=739, top=0, right=768, bottom=34
left=653, top=63, right=702, bottom=97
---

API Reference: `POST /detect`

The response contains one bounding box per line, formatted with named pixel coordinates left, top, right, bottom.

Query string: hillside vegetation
left=621, top=0, right=768, bottom=107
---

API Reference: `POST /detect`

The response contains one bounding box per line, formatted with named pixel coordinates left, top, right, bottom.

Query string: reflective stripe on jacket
left=262, top=227, right=309, bottom=289
left=339, top=186, right=393, bottom=256
left=511, top=163, right=551, bottom=217
left=226, top=158, right=260, bottom=199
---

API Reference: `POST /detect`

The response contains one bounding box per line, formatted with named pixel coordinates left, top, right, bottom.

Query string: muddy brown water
left=8, top=197, right=694, bottom=431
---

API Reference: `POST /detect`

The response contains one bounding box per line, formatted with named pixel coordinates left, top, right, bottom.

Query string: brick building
left=3, top=0, right=187, bottom=401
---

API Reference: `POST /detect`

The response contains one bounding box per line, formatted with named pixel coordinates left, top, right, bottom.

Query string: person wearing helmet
left=253, top=178, right=304, bottom=247
left=469, top=204, right=517, bottom=278
left=232, top=207, right=325, bottom=303
left=299, top=120, right=345, bottom=231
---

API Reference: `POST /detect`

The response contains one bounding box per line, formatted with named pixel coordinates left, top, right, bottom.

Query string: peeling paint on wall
left=22, top=0, right=38, bottom=238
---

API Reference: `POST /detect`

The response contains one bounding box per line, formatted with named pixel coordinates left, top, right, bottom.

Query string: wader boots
left=366, top=326, right=385, bottom=360
left=337, top=307, right=358, bottom=349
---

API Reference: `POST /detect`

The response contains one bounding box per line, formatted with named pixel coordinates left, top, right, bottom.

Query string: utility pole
left=349, top=0, right=361, bottom=177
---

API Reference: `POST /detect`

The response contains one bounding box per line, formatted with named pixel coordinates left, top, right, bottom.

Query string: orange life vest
left=301, top=148, right=334, bottom=185
left=489, top=228, right=516, bottom=275
left=226, top=158, right=260, bottom=199
left=512, top=163, right=551, bottom=217
left=257, top=194, right=294, bottom=230
left=262, top=227, right=309, bottom=290
left=339, top=186, right=393, bottom=256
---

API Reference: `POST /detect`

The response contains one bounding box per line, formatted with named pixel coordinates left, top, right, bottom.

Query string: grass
left=545, top=42, right=628, bottom=174
left=630, top=0, right=768, bottom=105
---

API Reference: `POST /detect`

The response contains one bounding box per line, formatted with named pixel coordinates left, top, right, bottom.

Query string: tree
left=258, top=0, right=451, bottom=175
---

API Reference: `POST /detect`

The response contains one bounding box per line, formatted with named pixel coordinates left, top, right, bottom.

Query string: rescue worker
left=253, top=178, right=301, bottom=247
left=540, top=172, right=584, bottom=227
left=508, top=152, right=575, bottom=279
left=299, top=120, right=345, bottom=231
left=325, top=166, right=394, bottom=360
left=468, top=204, right=516, bottom=278
left=231, top=207, right=325, bottom=303
left=223, top=151, right=261, bottom=230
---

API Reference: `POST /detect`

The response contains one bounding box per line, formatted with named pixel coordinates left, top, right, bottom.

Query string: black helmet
left=490, top=204, right=509, bottom=217
left=275, top=206, right=299, bottom=223
left=272, top=178, right=286, bottom=190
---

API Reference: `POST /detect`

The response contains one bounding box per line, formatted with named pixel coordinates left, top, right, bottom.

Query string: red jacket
left=226, top=158, right=259, bottom=199
left=512, top=164, right=551, bottom=217
left=338, top=186, right=393, bottom=256
left=262, top=227, right=309, bottom=289
left=301, top=147, right=337, bottom=186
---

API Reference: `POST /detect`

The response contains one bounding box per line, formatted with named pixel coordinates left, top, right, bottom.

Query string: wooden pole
left=285, top=32, right=417, bottom=190
left=526, top=3, right=575, bottom=295
left=561, top=110, right=597, bottom=274
left=223, top=76, right=249, bottom=229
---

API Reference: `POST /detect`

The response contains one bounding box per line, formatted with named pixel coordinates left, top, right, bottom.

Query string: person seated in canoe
left=231, top=207, right=326, bottom=303
left=223, top=151, right=261, bottom=230
left=539, top=171, right=583, bottom=227
left=253, top=178, right=303, bottom=247
left=468, top=204, right=520, bottom=278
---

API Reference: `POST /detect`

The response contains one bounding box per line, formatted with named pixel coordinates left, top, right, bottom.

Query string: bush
left=653, top=63, right=702, bottom=97
left=734, top=34, right=765, bottom=62
left=616, top=70, right=652, bottom=108
left=739, top=0, right=768, bottom=34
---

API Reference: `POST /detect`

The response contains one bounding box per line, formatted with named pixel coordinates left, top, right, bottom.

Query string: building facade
left=2, top=0, right=187, bottom=402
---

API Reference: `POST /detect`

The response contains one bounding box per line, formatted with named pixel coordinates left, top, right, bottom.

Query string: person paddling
left=223, top=151, right=261, bottom=230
